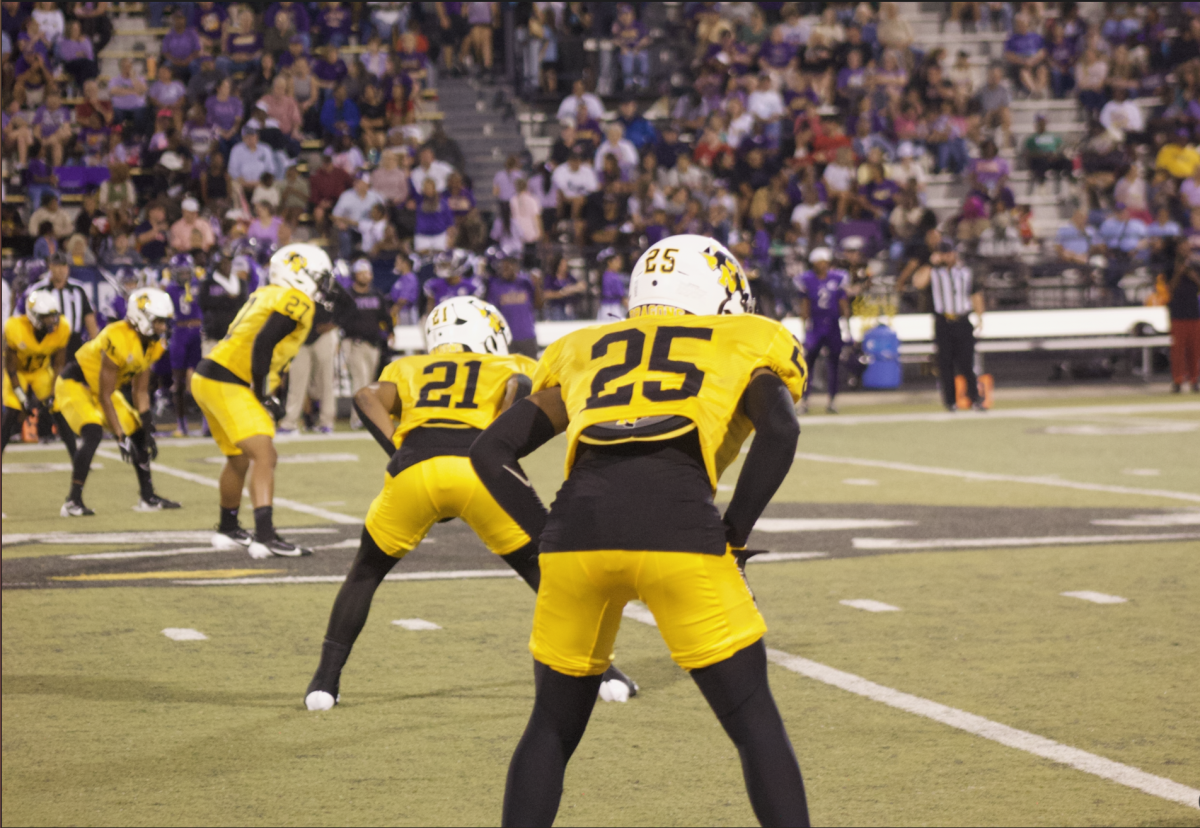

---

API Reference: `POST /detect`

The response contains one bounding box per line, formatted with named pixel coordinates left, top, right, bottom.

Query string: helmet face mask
left=25, top=289, right=61, bottom=333
left=126, top=287, right=176, bottom=338
left=629, top=234, right=754, bottom=317
left=424, top=296, right=511, bottom=356
left=169, top=253, right=196, bottom=285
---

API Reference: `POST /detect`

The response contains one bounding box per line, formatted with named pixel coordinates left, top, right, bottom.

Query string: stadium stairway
left=434, top=77, right=526, bottom=216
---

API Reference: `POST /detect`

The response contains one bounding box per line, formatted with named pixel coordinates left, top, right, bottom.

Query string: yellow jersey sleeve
left=544, top=315, right=807, bottom=489
left=76, top=321, right=160, bottom=392
left=3, top=317, right=21, bottom=351
left=207, top=285, right=314, bottom=391
left=388, top=352, right=535, bottom=446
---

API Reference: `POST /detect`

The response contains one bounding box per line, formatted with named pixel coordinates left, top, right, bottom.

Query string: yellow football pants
left=531, top=549, right=767, bottom=676
left=52, top=377, right=141, bottom=435
left=364, top=455, right=531, bottom=558
left=3, top=367, right=56, bottom=409
left=191, top=373, right=276, bottom=456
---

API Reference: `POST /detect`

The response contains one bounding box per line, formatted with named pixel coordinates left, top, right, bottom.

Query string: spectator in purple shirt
left=598, top=250, right=628, bottom=320
left=56, top=19, right=97, bottom=86
left=388, top=254, right=420, bottom=325
left=148, top=65, right=187, bottom=116
left=313, top=44, right=349, bottom=94
left=161, top=11, right=202, bottom=83
left=191, top=2, right=227, bottom=52
left=315, top=2, right=353, bottom=48
left=266, top=2, right=312, bottom=51
left=612, top=4, right=650, bottom=91
left=206, top=77, right=245, bottom=155
left=412, top=179, right=456, bottom=253
left=1004, top=14, right=1048, bottom=98
left=486, top=252, right=543, bottom=357
left=109, top=56, right=152, bottom=136
left=33, top=86, right=73, bottom=166
left=220, top=7, right=263, bottom=76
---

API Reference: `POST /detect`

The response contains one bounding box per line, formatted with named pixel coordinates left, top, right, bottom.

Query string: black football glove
left=259, top=394, right=286, bottom=423
left=145, top=430, right=158, bottom=461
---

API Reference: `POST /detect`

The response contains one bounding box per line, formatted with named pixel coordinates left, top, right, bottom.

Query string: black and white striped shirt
left=24, top=277, right=95, bottom=350
left=929, top=265, right=976, bottom=317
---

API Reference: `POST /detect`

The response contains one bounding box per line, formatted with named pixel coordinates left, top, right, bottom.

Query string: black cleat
left=136, top=494, right=182, bottom=511
left=60, top=498, right=95, bottom=517
left=248, top=533, right=313, bottom=559
left=211, top=526, right=254, bottom=550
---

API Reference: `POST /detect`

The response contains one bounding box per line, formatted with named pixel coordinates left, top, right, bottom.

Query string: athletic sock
left=219, top=507, right=240, bottom=532
left=129, top=428, right=156, bottom=500
left=306, top=639, right=352, bottom=697
left=68, top=481, right=84, bottom=502
left=254, top=506, right=274, bottom=541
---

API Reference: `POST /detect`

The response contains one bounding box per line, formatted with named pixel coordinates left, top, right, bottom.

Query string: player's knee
left=690, top=639, right=769, bottom=721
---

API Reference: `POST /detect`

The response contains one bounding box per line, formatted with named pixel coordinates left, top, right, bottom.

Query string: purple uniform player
left=485, top=253, right=542, bottom=358
left=597, top=250, right=628, bottom=321
left=165, top=254, right=204, bottom=435
left=423, top=249, right=483, bottom=311
left=796, top=247, right=850, bottom=414
left=389, top=257, right=420, bottom=326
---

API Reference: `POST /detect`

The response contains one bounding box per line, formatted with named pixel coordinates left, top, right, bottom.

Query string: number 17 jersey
left=533, top=314, right=808, bottom=491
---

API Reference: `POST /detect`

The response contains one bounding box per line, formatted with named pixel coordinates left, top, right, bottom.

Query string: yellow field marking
left=52, top=569, right=286, bottom=582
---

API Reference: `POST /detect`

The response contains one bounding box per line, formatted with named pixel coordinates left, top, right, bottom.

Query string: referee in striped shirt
left=24, top=252, right=99, bottom=359
left=916, top=241, right=985, bottom=411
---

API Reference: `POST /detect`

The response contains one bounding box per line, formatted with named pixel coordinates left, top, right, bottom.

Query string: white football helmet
left=126, top=287, right=175, bottom=337
left=25, top=289, right=61, bottom=332
left=629, top=234, right=753, bottom=316
left=268, top=243, right=334, bottom=299
left=424, top=296, right=511, bottom=355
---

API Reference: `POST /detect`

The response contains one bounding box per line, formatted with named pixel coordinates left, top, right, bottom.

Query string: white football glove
left=13, top=385, right=30, bottom=412
left=598, top=679, right=631, bottom=703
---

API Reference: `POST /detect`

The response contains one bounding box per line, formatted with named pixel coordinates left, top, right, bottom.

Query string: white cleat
left=598, top=679, right=631, bottom=703
left=305, top=690, right=338, bottom=711
left=211, top=527, right=253, bottom=550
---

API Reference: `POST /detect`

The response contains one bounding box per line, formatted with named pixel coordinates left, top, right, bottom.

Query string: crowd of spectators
left=7, top=1, right=1200, bottom=334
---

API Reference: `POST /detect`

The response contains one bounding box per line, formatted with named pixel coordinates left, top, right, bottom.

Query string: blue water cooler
left=861, top=324, right=902, bottom=389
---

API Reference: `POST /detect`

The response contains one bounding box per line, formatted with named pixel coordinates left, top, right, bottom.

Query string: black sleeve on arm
left=469, top=398, right=558, bottom=542
left=512, top=373, right=533, bottom=402
left=355, top=398, right=398, bottom=457
left=723, top=372, right=801, bottom=549
left=251, top=311, right=298, bottom=398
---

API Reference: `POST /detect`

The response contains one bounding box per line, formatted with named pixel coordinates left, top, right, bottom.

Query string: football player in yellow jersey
left=2, top=289, right=70, bottom=453
left=303, top=295, right=639, bottom=711
left=53, top=288, right=180, bottom=517
left=471, top=235, right=813, bottom=826
left=192, top=243, right=333, bottom=559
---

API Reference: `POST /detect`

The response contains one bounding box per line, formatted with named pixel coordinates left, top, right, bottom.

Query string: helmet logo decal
left=136, top=294, right=152, bottom=312
left=285, top=252, right=308, bottom=273
left=479, top=306, right=505, bottom=334
left=702, top=245, right=749, bottom=313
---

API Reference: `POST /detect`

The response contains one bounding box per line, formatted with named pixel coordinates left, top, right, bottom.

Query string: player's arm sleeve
left=722, top=371, right=801, bottom=549
left=251, top=311, right=298, bottom=398
left=469, top=398, right=557, bottom=542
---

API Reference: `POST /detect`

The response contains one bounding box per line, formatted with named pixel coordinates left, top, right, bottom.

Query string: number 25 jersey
left=533, top=314, right=808, bottom=491
left=381, top=352, right=539, bottom=448
left=206, top=284, right=315, bottom=393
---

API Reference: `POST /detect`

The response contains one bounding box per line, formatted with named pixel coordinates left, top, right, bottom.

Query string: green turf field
left=4, top=393, right=1199, bottom=826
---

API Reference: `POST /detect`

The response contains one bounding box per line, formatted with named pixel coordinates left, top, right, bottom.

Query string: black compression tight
left=69, top=423, right=103, bottom=500
left=502, top=642, right=809, bottom=828
left=307, top=529, right=400, bottom=696
left=1, top=407, right=22, bottom=451
left=502, top=661, right=604, bottom=827
left=54, top=411, right=77, bottom=459
left=692, top=641, right=810, bottom=827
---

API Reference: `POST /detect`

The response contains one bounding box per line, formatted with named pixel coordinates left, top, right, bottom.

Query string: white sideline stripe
left=853, top=532, right=1200, bottom=551
left=3, top=431, right=379, bottom=452
left=797, top=401, right=1200, bottom=427
left=2, top=461, right=104, bottom=473
left=173, top=568, right=518, bottom=586
left=748, top=552, right=829, bottom=563
left=1093, top=512, right=1200, bottom=527
left=795, top=452, right=1200, bottom=505
left=840, top=599, right=901, bottom=612
left=162, top=627, right=208, bottom=641
left=1062, top=591, right=1128, bottom=604
left=201, top=452, right=360, bottom=465
left=617, top=603, right=1200, bottom=809
left=94, top=449, right=362, bottom=525
left=765, top=649, right=1200, bottom=810
left=69, top=546, right=218, bottom=561
left=1121, top=468, right=1161, bottom=477
left=392, top=618, right=442, bottom=630
left=313, top=539, right=361, bottom=550
left=2, top=527, right=334, bottom=545
left=842, top=478, right=879, bottom=486
left=754, top=518, right=917, bottom=532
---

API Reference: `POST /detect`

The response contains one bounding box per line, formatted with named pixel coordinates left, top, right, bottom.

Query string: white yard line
left=614, top=606, right=1199, bottom=810
left=3, top=527, right=334, bottom=546
left=766, top=649, right=1200, bottom=810
left=1061, top=591, right=1128, bottom=604
left=839, top=599, right=901, bottom=612
left=747, top=552, right=828, bottom=563
left=392, top=618, right=442, bottom=630
left=795, top=452, right=1200, bottom=505
left=93, top=449, right=362, bottom=525
left=172, top=568, right=519, bottom=586
left=797, top=401, right=1200, bottom=427
left=5, top=431, right=377, bottom=453
left=754, top=518, right=916, bottom=532
left=161, top=628, right=208, bottom=641
left=69, top=546, right=219, bottom=561
left=853, top=532, right=1200, bottom=551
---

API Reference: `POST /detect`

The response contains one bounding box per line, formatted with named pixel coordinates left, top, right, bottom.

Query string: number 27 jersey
left=533, top=314, right=808, bottom=490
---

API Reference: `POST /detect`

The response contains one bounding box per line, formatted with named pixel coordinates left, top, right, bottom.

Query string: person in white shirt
left=790, top=186, right=827, bottom=240
left=333, top=175, right=386, bottom=260
left=823, top=146, right=857, bottom=221
left=551, top=148, right=599, bottom=239
left=409, top=145, right=456, bottom=194
left=1099, top=88, right=1144, bottom=141
left=555, top=79, right=605, bottom=122
left=887, top=142, right=927, bottom=195
left=726, top=97, right=755, bottom=150
left=747, top=73, right=785, bottom=146
left=594, top=124, right=639, bottom=173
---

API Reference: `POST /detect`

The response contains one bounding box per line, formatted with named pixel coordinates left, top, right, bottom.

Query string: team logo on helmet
left=701, top=245, right=751, bottom=313
left=480, top=305, right=505, bottom=334
left=136, top=294, right=153, bottom=312
left=285, top=252, right=307, bottom=273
